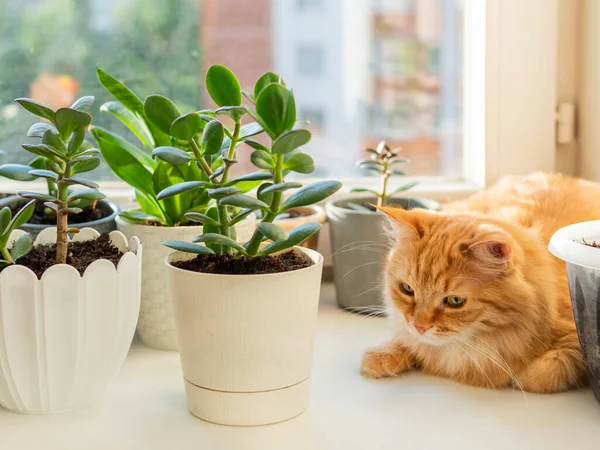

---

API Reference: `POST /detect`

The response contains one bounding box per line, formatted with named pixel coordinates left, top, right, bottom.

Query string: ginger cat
left=361, top=173, right=600, bottom=393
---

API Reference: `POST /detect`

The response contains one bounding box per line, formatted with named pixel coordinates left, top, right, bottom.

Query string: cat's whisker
left=341, top=261, right=381, bottom=280
left=458, top=344, right=496, bottom=391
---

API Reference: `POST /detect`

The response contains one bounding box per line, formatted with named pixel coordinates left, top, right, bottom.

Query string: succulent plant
left=352, top=140, right=417, bottom=208
left=153, top=65, right=342, bottom=257
left=0, top=200, right=35, bottom=268
left=14, top=96, right=106, bottom=263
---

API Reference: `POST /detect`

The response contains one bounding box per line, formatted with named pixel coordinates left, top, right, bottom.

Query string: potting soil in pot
left=8, top=199, right=114, bottom=225
left=172, top=251, right=313, bottom=275
left=1, top=233, right=124, bottom=278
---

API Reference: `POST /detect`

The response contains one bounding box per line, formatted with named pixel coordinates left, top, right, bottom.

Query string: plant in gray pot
left=0, top=96, right=119, bottom=236
left=326, top=141, right=439, bottom=312
left=549, top=220, right=600, bottom=403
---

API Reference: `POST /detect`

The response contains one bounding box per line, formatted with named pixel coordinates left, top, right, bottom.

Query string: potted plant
left=0, top=98, right=141, bottom=414
left=261, top=205, right=326, bottom=251
left=326, top=141, right=439, bottom=312
left=161, top=65, right=341, bottom=426
left=549, top=221, right=600, bottom=402
left=0, top=96, right=119, bottom=236
left=92, top=68, right=256, bottom=351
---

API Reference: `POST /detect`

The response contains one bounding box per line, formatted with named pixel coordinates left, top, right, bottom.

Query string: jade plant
left=92, top=67, right=247, bottom=226
left=153, top=65, right=341, bottom=257
left=0, top=200, right=36, bottom=268
left=351, top=140, right=417, bottom=208
left=14, top=96, right=106, bottom=263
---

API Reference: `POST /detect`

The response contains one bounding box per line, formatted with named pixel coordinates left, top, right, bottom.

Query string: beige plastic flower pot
left=165, top=247, right=324, bottom=426
left=116, top=214, right=256, bottom=351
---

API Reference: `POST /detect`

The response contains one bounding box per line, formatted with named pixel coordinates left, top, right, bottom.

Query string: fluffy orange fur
left=361, top=173, right=600, bottom=393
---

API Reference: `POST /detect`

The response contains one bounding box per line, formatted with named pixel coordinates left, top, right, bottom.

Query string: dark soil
left=172, top=250, right=313, bottom=275
left=4, top=233, right=124, bottom=278
left=581, top=239, right=600, bottom=248
left=9, top=199, right=113, bottom=225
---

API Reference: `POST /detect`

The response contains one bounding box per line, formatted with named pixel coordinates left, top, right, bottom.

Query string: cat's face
left=381, top=207, right=523, bottom=346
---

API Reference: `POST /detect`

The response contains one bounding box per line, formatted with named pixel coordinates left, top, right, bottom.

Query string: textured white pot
left=0, top=227, right=141, bottom=414
left=116, top=214, right=256, bottom=351
left=166, top=247, right=324, bottom=426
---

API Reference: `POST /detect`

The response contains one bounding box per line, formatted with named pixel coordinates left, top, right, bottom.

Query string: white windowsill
left=1, top=282, right=598, bottom=449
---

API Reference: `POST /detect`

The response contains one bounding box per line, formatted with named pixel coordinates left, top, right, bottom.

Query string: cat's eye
left=444, top=296, right=466, bottom=308
left=399, top=283, right=414, bottom=296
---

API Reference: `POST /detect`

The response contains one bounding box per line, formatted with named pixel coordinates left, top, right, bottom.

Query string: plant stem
left=217, top=120, right=241, bottom=254
left=378, top=164, right=390, bottom=208
left=189, top=139, right=213, bottom=176
left=245, top=152, right=283, bottom=256
left=55, top=165, right=70, bottom=264
left=1, top=246, right=13, bottom=264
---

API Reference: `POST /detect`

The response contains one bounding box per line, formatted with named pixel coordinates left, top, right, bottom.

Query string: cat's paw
left=361, top=344, right=412, bottom=379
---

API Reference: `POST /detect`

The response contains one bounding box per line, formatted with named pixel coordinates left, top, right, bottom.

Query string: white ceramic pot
left=116, top=214, right=256, bottom=351
left=0, top=227, right=141, bottom=414
left=549, top=220, right=600, bottom=402
left=166, top=247, right=324, bottom=426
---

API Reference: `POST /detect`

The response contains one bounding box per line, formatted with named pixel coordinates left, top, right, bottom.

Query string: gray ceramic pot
left=0, top=195, right=119, bottom=237
left=326, top=196, right=440, bottom=313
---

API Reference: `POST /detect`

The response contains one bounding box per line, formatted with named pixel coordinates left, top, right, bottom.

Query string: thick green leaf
left=68, top=126, right=86, bottom=155
left=42, top=129, right=67, bottom=155
left=54, top=108, right=92, bottom=141
left=243, top=138, right=269, bottom=152
left=119, top=210, right=165, bottom=225
left=261, top=182, right=302, bottom=195
left=215, top=106, right=247, bottom=121
left=18, top=191, right=56, bottom=202
left=280, top=180, right=342, bottom=212
left=43, top=202, right=59, bottom=213
left=272, top=129, right=311, bottom=154
left=28, top=122, right=57, bottom=138
left=224, top=171, right=272, bottom=186
left=258, top=222, right=288, bottom=242
left=21, top=144, right=61, bottom=160
left=170, top=113, right=203, bottom=140
left=0, top=207, right=11, bottom=235
left=254, top=72, right=285, bottom=98
left=67, top=155, right=96, bottom=166
left=70, top=96, right=94, bottom=112
left=257, top=182, right=274, bottom=205
left=219, top=194, right=268, bottom=210
left=153, top=162, right=190, bottom=224
left=241, top=89, right=255, bottom=103
left=201, top=206, right=221, bottom=251
left=61, top=207, right=83, bottom=215
left=221, top=122, right=264, bottom=152
left=192, top=233, right=247, bottom=255
left=163, top=240, right=214, bottom=255
left=144, top=95, right=181, bottom=135
left=284, top=152, right=315, bottom=174
left=15, top=98, right=55, bottom=122
left=0, top=164, right=36, bottom=182
left=91, top=127, right=156, bottom=195
left=152, top=146, right=192, bottom=165
left=184, top=212, right=221, bottom=227
left=350, top=187, right=379, bottom=196
left=201, top=120, right=224, bottom=155
left=390, top=169, right=408, bottom=176
left=206, top=65, right=242, bottom=107
left=229, top=208, right=254, bottom=226
left=6, top=200, right=36, bottom=235
left=100, top=101, right=152, bottom=148
left=10, top=233, right=33, bottom=261
left=97, top=67, right=144, bottom=116
left=390, top=182, right=418, bottom=195
left=258, top=223, right=321, bottom=256
left=70, top=156, right=101, bottom=175
left=156, top=181, right=208, bottom=201
left=28, top=169, right=58, bottom=181
left=250, top=150, right=274, bottom=170
left=67, top=188, right=106, bottom=202
left=135, top=190, right=168, bottom=224
left=208, top=186, right=242, bottom=198
left=63, top=176, right=99, bottom=189
left=255, top=83, right=294, bottom=138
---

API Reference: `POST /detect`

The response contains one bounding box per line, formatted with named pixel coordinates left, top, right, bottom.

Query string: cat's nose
left=414, top=324, right=431, bottom=335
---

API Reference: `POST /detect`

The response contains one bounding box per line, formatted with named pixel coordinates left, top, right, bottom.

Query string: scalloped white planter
left=116, top=214, right=256, bottom=351
left=166, top=247, right=324, bottom=426
left=0, top=228, right=141, bottom=414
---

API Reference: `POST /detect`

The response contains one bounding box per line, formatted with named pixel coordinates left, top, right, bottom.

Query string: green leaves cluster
left=93, top=67, right=215, bottom=226
left=352, top=140, right=417, bottom=208
left=0, top=200, right=35, bottom=268
left=158, top=65, right=342, bottom=257
left=14, top=96, right=106, bottom=264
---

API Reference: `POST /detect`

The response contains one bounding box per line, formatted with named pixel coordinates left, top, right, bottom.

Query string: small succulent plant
left=14, top=96, right=106, bottom=264
left=352, top=140, right=417, bottom=208
left=152, top=65, right=342, bottom=257
left=0, top=200, right=35, bottom=268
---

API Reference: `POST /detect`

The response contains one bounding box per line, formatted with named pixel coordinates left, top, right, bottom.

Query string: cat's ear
left=466, top=225, right=513, bottom=268
left=378, top=206, right=423, bottom=240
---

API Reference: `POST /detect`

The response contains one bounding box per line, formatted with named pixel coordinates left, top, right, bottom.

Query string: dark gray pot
left=326, top=196, right=440, bottom=312
left=0, top=196, right=119, bottom=237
